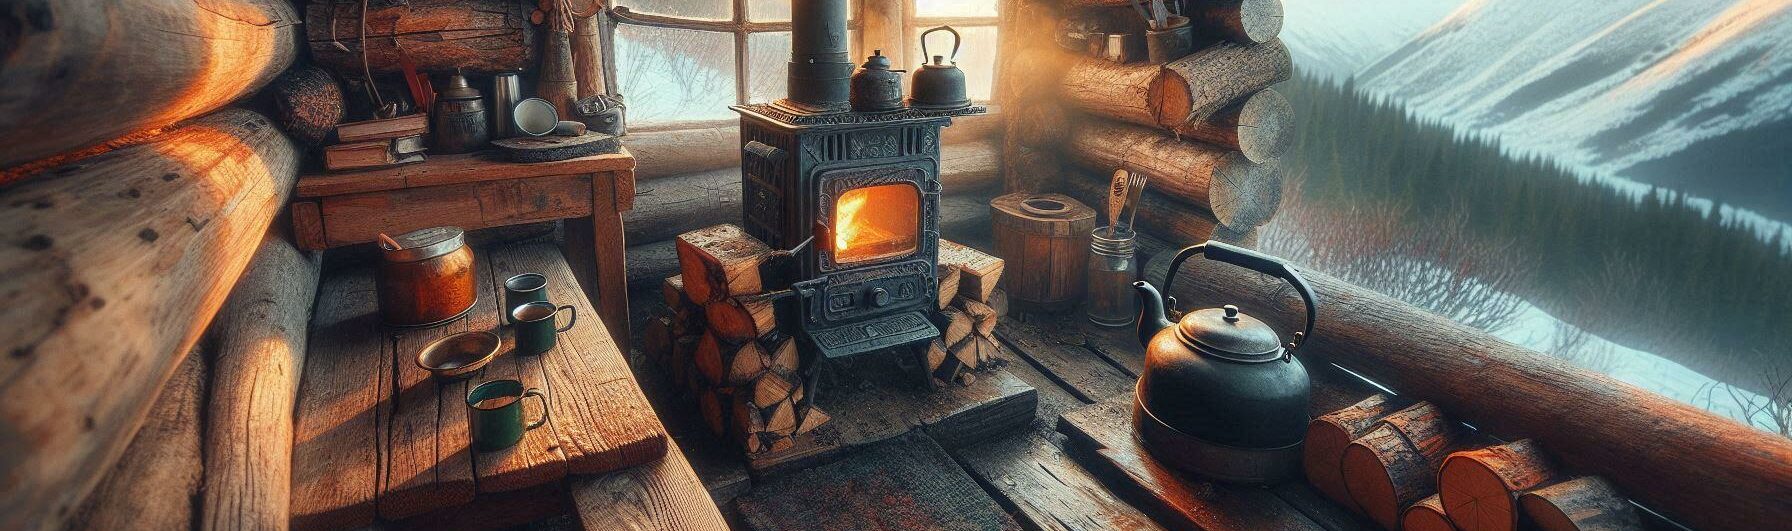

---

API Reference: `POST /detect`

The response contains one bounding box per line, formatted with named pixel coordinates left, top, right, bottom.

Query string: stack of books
left=324, top=114, right=429, bottom=171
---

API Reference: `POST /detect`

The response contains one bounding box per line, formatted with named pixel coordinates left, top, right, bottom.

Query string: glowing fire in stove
left=836, top=192, right=869, bottom=252
left=833, top=184, right=921, bottom=264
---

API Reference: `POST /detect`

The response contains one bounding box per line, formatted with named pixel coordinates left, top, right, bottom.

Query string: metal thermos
left=491, top=73, right=522, bottom=139
left=433, top=72, right=490, bottom=154
left=1086, top=226, right=1139, bottom=327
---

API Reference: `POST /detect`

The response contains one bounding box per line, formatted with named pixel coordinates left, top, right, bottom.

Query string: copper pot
left=377, top=227, right=477, bottom=327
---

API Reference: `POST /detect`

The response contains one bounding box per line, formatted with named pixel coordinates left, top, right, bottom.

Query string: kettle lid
left=862, top=50, right=893, bottom=70
left=439, top=71, right=481, bottom=101
left=1176, top=305, right=1285, bottom=362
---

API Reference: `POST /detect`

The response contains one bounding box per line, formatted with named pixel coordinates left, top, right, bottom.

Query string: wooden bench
left=290, top=242, right=722, bottom=530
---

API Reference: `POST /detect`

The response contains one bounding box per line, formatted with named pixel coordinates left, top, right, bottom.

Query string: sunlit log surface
left=0, top=109, right=299, bottom=530
left=0, top=0, right=299, bottom=171
left=304, top=0, right=535, bottom=74
left=1067, top=120, right=1282, bottom=229
left=67, top=349, right=208, bottom=531
left=201, top=231, right=321, bottom=531
left=1159, top=255, right=1792, bottom=531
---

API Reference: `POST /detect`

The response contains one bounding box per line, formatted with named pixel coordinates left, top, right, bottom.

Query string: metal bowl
left=416, top=331, right=502, bottom=381
left=513, top=98, right=559, bottom=137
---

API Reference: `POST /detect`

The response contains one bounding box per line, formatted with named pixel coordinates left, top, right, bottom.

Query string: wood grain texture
left=319, top=174, right=593, bottom=248
left=1519, top=477, right=1642, bottom=531
left=1303, top=394, right=1404, bottom=514
left=991, top=193, right=1095, bottom=309
left=0, top=0, right=299, bottom=170
left=1403, top=494, right=1455, bottom=531
left=1058, top=52, right=1161, bottom=129
left=68, top=349, right=207, bottom=531
left=676, top=224, right=772, bottom=304
left=1151, top=39, right=1293, bottom=129
left=1185, top=0, right=1286, bottom=44
left=1058, top=396, right=1324, bottom=530
left=996, top=319, right=1133, bottom=404
left=304, top=0, right=535, bottom=74
left=374, top=255, right=485, bottom=519
left=1068, top=119, right=1282, bottom=229
left=1161, top=259, right=1792, bottom=531
left=200, top=231, right=321, bottom=531
left=572, top=438, right=729, bottom=531
left=939, top=238, right=1006, bottom=303
left=1440, top=440, right=1558, bottom=531
left=1172, top=88, right=1295, bottom=164
left=739, top=432, right=1022, bottom=531
left=291, top=271, right=386, bottom=530
left=0, top=109, right=297, bottom=531
left=296, top=150, right=635, bottom=198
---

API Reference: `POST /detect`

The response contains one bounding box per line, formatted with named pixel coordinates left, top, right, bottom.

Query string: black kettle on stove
left=908, top=26, right=971, bottom=110
left=1131, top=241, right=1319, bottom=484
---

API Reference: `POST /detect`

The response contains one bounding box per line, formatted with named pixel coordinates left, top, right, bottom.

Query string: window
left=604, top=0, right=998, bottom=127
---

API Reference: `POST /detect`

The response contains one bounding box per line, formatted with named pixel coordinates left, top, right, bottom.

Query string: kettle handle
left=920, top=26, right=962, bottom=63
left=1161, top=241, right=1319, bottom=355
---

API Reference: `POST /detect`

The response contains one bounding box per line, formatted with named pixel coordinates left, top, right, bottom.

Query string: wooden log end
left=1518, top=476, right=1641, bottom=531
left=1440, top=440, right=1557, bottom=531
left=1402, top=494, right=1455, bottom=531
left=1209, top=155, right=1283, bottom=229
left=1304, top=394, right=1404, bottom=512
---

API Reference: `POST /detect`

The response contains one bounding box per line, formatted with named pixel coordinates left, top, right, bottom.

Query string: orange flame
left=836, top=191, right=870, bottom=252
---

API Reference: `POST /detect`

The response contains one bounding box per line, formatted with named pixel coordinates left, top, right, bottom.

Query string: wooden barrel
left=991, top=193, right=1097, bottom=310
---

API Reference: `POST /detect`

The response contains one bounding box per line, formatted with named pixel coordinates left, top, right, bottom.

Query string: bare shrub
left=1261, top=189, right=1532, bottom=334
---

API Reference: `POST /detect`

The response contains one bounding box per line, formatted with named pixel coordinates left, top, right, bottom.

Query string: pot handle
left=920, top=26, right=962, bottom=63
left=1161, top=241, right=1318, bottom=356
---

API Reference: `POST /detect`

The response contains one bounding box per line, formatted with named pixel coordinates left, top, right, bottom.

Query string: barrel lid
left=383, top=227, right=466, bottom=262
left=991, top=193, right=1096, bottom=236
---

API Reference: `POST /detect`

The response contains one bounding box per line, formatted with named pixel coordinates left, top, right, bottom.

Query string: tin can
left=377, top=227, right=477, bottom=327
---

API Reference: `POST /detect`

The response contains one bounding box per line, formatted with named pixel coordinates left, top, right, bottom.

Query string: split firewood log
left=677, top=224, right=774, bottom=303
left=765, top=400, right=798, bottom=435
left=938, top=265, right=963, bottom=310
left=1519, top=477, right=1642, bottom=531
left=955, top=297, right=1000, bottom=338
left=752, top=374, right=796, bottom=411
left=766, top=336, right=800, bottom=377
left=669, top=336, right=699, bottom=391
left=1342, top=402, right=1468, bottom=530
left=1440, top=440, right=1559, bottom=531
left=1171, top=89, right=1294, bottom=164
left=921, top=339, right=951, bottom=388
left=953, top=335, right=999, bottom=374
left=730, top=396, right=766, bottom=453
left=700, top=390, right=728, bottom=438
left=1403, top=494, right=1456, bottom=531
left=705, top=293, right=778, bottom=343
left=728, top=341, right=773, bottom=388
left=939, top=239, right=1005, bottom=303
left=939, top=307, right=975, bottom=348
left=796, top=405, right=831, bottom=436
left=693, top=332, right=729, bottom=387
left=1152, top=40, right=1292, bottom=130
left=1305, top=394, right=1408, bottom=512
left=1068, top=120, right=1281, bottom=229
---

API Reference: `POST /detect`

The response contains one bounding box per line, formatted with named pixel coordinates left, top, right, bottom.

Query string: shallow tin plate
left=416, top=331, right=502, bottom=381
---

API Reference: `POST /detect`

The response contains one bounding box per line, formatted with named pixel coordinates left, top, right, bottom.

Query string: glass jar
left=1086, top=226, right=1138, bottom=327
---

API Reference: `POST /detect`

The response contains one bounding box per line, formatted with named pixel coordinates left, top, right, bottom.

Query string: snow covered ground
left=1280, top=0, right=1466, bottom=80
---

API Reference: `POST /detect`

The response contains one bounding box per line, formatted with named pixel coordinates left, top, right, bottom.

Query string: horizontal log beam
left=0, top=109, right=299, bottom=530
left=1160, top=254, right=1792, bottom=531
left=1058, top=170, right=1259, bottom=248
left=305, top=0, right=534, bottom=74
left=0, top=0, right=299, bottom=171
left=1153, top=39, right=1292, bottom=129
left=1174, top=89, right=1294, bottom=164
left=1059, top=0, right=1282, bottom=44
left=1067, top=120, right=1282, bottom=228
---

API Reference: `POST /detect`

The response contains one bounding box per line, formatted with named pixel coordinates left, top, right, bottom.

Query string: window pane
left=748, top=30, right=859, bottom=104
left=911, top=25, right=997, bottom=101
left=915, top=0, right=996, bottom=18
left=747, top=0, right=790, bottom=22
left=614, top=0, right=731, bottom=21
left=615, top=25, right=738, bottom=123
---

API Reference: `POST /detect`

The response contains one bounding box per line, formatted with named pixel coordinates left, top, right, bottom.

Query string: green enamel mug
left=467, top=379, right=549, bottom=452
left=511, top=301, right=576, bottom=355
left=503, top=273, right=550, bottom=321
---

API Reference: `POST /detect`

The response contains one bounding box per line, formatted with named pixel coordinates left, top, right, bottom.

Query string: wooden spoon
left=1108, top=168, right=1130, bottom=237
left=377, top=233, right=402, bottom=251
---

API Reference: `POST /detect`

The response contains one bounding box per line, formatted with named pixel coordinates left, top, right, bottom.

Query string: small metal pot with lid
left=433, top=71, right=490, bottom=154
left=851, top=50, right=906, bottom=112
left=377, top=227, right=478, bottom=327
left=1131, top=240, right=1319, bottom=484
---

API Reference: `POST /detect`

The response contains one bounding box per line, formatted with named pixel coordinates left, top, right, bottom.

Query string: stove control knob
left=870, top=287, right=892, bottom=307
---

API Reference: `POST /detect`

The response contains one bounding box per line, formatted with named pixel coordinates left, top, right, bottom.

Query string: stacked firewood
left=925, top=240, right=1011, bottom=387
left=997, top=0, right=1294, bottom=247
left=1306, top=396, right=1644, bottom=531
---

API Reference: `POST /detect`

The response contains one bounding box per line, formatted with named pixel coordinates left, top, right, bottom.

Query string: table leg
left=564, top=173, right=632, bottom=352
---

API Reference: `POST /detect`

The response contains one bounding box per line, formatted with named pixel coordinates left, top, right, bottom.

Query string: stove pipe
left=785, top=0, right=853, bottom=113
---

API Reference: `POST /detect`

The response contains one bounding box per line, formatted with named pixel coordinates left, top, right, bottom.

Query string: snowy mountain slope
left=1279, top=0, right=1467, bottom=80
left=1355, top=0, right=1792, bottom=220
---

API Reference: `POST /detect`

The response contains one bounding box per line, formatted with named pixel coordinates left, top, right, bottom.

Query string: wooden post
left=0, top=109, right=298, bottom=530
left=1067, top=119, right=1282, bottom=229
left=200, top=231, right=321, bottom=531
left=1160, top=257, right=1792, bottom=530
left=1519, top=477, right=1642, bottom=531
left=1440, top=440, right=1559, bottom=531
left=68, top=349, right=207, bottom=531
left=0, top=0, right=299, bottom=171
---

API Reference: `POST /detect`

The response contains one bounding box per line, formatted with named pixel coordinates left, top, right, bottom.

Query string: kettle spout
left=1134, top=281, right=1174, bottom=348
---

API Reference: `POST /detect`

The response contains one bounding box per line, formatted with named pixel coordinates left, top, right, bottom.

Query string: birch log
left=0, top=109, right=299, bottom=530
left=0, top=0, right=300, bottom=170
left=200, top=231, right=322, bottom=531
left=1159, top=254, right=1792, bottom=531
left=1067, top=120, right=1282, bottom=228
left=67, top=349, right=208, bottom=531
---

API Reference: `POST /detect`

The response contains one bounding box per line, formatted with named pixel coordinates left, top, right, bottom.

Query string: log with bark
left=1519, top=477, right=1642, bottom=531
left=1184, top=0, right=1285, bottom=45
left=1059, top=171, right=1236, bottom=248
left=1158, top=255, right=1792, bottom=531
left=1068, top=120, right=1282, bottom=229
left=1305, top=394, right=1407, bottom=512
left=1152, top=40, right=1293, bottom=129
left=677, top=224, right=775, bottom=304
left=0, top=0, right=300, bottom=171
left=304, top=0, right=536, bottom=75
left=705, top=294, right=779, bottom=343
left=1058, top=52, right=1162, bottom=130
left=1440, top=440, right=1559, bottom=531
left=67, top=348, right=207, bottom=531
left=0, top=108, right=298, bottom=530
left=1173, top=89, right=1294, bottom=164
left=1403, top=494, right=1456, bottom=531
left=201, top=231, right=321, bottom=531
left=1342, top=402, right=1468, bottom=530
left=267, top=66, right=347, bottom=149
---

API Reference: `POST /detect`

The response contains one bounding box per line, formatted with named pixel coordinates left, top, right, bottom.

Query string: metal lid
left=862, top=50, right=893, bottom=70
left=438, top=72, right=482, bottom=101
left=382, top=227, right=466, bottom=262
left=1175, top=305, right=1285, bottom=362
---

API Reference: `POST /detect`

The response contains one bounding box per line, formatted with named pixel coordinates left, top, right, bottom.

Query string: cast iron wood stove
left=732, top=0, right=983, bottom=362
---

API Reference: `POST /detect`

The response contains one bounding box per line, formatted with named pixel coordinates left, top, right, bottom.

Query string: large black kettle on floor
left=1131, top=241, right=1319, bottom=484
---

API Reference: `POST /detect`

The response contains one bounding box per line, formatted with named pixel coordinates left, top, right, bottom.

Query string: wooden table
left=288, top=150, right=637, bottom=350
left=290, top=242, right=674, bottom=530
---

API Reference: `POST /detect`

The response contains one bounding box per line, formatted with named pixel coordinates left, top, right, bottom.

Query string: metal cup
left=491, top=73, right=523, bottom=139
left=511, top=301, right=576, bottom=355
left=503, top=273, right=549, bottom=320
left=467, top=379, right=548, bottom=452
